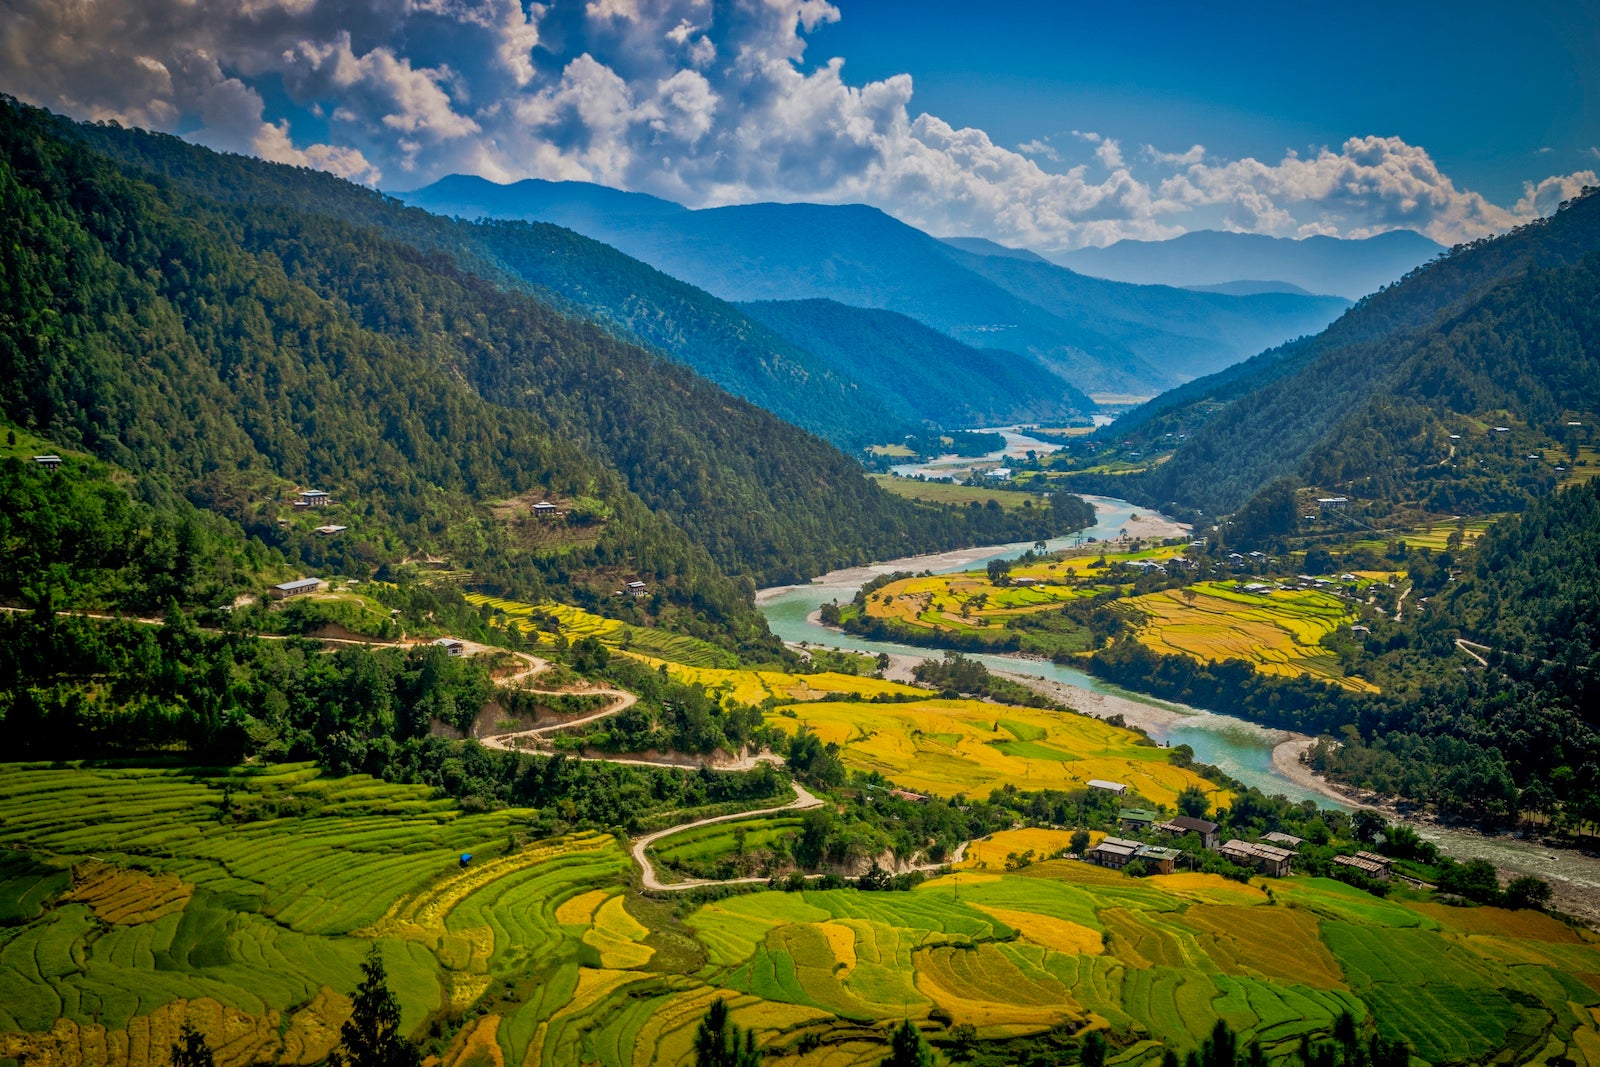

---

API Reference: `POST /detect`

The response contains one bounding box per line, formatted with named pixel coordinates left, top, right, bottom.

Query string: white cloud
left=1, top=0, right=1589, bottom=248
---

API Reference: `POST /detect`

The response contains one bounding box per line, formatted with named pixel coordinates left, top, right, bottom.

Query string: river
left=756, top=491, right=1600, bottom=923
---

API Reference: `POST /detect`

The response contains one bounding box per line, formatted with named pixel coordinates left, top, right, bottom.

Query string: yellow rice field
left=1124, top=582, right=1376, bottom=692
left=765, top=698, right=1228, bottom=808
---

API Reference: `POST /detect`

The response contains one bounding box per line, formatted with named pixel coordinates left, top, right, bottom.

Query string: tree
left=693, top=998, right=760, bottom=1067
left=329, top=948, right=420, bottom=1067
left=986, top=558, right=1013, bottom=586
left=1177, top=785, right=1210, bottom=819
left=1503, top=875, right=1553, bottom=910
left=1070, top=829, right=1091, bottom=855
left=1351, top=810, right=1387, bottom=843
left=1081, top=1029, right=1109, bottom=1067
left=883, top=1019, right=934, bottom=1067
left=170, top=1024, right=215, bottom=1067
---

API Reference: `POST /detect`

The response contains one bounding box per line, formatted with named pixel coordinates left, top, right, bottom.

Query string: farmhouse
left=1011, top=576, right=1040, bottom=587
left=433, top=638, right=466, bottom=657
left=1317, top=496, right=1349, bottom=513
left=1086, top=836, right=1142, bottom=870
left=985, top=468, right=1013, bottom=479
left=889, top=789, right=929, bottom=803
left=1261, top=831, right=1304, bottom=849
left=1219, top=839, right=1294, bottom=877
left=532, top=501, right=559, bottom=519
left=625, top=581, right=648, bottom=597
left=1088, top=779, right=1129, bottom=797
left=298, top=489, right=332, bottom=507
left=32, top=454, right=62, bottom=468
left=1118, top=808, right=1161, bottom=834
left=1135, top=845, right=1184, bottom=875
left=1334, top=854, right=1389, bottom=880
left=314, top=525, right=348, bottom=536
left=1354, top=850, right=1395, bottom=875
left=270, top=577, right=324, bottom=599
left=1159, top=816, right=1220, bottom=850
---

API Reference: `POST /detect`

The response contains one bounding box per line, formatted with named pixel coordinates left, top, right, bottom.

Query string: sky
left=3, top=0, right=1596, bottom=251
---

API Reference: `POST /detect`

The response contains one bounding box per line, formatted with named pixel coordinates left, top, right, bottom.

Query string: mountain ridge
left=402, top=174, right=1351, bottom=395
left=1053, top=228, right=1445, bottom=300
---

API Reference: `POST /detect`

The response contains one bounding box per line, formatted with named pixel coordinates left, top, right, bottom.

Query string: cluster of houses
left=1086, top=809, right=1401, bottom=882
left=1087, top=808, right=1304, bottom=878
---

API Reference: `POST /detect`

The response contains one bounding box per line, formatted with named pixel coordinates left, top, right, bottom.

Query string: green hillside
left=1104, top=188, right=1600, bottom=519
left=0, top=99, right=1093, bottom=619
left=739, top=298, right=1090, bottom=427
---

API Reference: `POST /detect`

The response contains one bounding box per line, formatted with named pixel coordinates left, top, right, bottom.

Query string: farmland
left=763, top=697, right=1229, bottom=809
left=848, top=548, right=1379, bottom=688
left=1122, top=583, right=1374, bottom=692
left=4, top=766, right=1600, bottom=1066
left=868, top=476, right=1049, bottom=511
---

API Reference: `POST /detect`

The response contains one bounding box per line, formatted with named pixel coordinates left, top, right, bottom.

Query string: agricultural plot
left=465, top=595, right=741, bottom=669
left=868, top=475, right=1046, bottom=511
left=765, top=697, right=1227, bottom=809
left=854, top=547, right=1185, bottom=640
left=7, top=766, right=1600, bottom=1066
left=1123, top=582, right=1376, bottom=691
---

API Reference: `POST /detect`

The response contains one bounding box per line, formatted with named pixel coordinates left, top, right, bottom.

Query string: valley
left=2, top=53, right=1600, bottom=1067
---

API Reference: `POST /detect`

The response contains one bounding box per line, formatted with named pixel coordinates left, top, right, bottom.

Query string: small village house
left=1088, top=779, right=1129, bottom=797
left=532, top=501, right=559, bottom=519
left=1219, top=839, right=1294, bottom=877
left=1087, top=836, right=1141, bottom=870
left=1333, top=854, right=1389, bottom=881
left=626, top=580, right=648, bottom=597
left=32, top=454, right=62, bottom=469
left=1159, top=816, right=1220, bottom=850
left=298, top=489, right=332, bottom=508
left=270, top=577, right=324, bottom=600
left=433, top=638, right=466, bottom=657
left=1118, top=808, right=1161, bottom=834
left=1261, top=831, right=1304, bottom=850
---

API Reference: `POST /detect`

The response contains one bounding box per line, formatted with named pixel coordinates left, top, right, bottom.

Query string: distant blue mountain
left=404, top=176, right=1352, bottom=395
left=1051, top=229, right=1445, bottom=300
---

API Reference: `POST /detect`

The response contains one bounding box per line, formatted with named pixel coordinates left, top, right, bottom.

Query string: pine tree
left=883, top=1019, right=934, bottom=1067
left=169, top=1023, right=214, bottom=1067
left=329, top=948, right=421, bottom=1067
left=692, top=998, right=759, bottom=1067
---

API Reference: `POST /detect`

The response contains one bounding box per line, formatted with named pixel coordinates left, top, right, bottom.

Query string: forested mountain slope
left=1312, top=480, right=1600, bottom=821
left=738, top=299, right=1088, bottom=428
left=1110, top=188, right=1600, bottom=518
left=403, top=175, right=1350, bottom=394
left=0, top=100, right=1089, bottom=615
left=52, top=119, right=918, bottom=450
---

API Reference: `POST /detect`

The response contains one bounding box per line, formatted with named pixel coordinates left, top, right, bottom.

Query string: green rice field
left=3, top=765, right=1600, bottom=1067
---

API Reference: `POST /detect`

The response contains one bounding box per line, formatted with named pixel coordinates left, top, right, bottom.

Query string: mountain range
left=1052, top=229, right=1445, bottom=300
left=402, top=176, right=1352, bottom=396
left=1099, top=189, right=1600, bottom=521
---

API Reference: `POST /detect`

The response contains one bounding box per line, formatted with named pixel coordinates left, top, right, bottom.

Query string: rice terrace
left=4, top=764, right=1600, bottom=1067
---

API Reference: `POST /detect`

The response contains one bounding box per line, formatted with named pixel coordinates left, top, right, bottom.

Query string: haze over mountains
left=403, top=176, right=1352, bottom=397
left=1053, top=229, right=1446, bottom=300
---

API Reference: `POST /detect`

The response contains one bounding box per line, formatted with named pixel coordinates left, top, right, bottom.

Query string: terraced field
left=1123, top=582, right=1375, bottom=691
left=6, top=767, right=1600, bottom=1067
left=764, top=697, right=1226, bottom=808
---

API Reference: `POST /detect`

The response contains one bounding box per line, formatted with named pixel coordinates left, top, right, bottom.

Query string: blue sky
left=3, top=0, right=1594, bottom=250
left=810, top=0, right=1599, bottom=205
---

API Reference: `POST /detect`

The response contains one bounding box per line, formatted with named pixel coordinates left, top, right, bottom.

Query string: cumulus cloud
left=1, top=0, right=1591, bottom=247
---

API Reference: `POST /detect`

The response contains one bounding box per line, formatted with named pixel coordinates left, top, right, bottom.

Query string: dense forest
left=0, top=98, right=1096, bottom=625
left=1309, top=479, right=1600, bottom=824
left=739, top=298, right=1090, bottom=428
